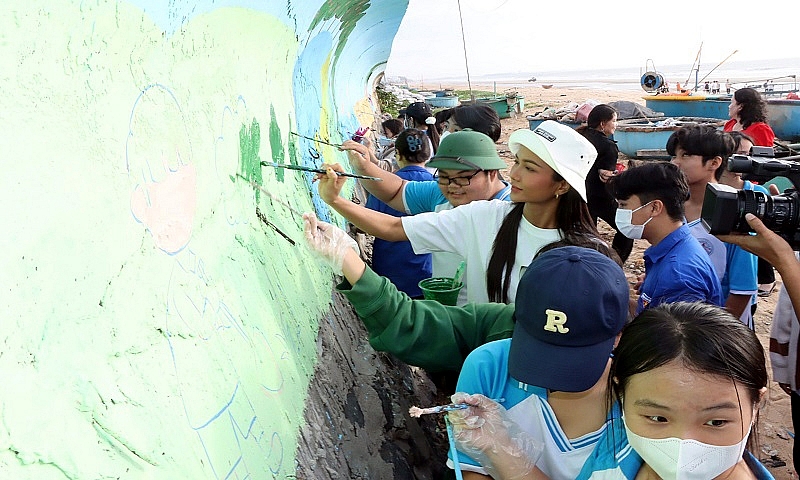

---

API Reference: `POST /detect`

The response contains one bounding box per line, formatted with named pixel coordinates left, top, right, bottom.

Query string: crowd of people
left=301, top=88, right=798, bottom=479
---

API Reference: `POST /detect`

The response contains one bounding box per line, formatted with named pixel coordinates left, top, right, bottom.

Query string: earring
left=555, top=193, right=559, bottom=199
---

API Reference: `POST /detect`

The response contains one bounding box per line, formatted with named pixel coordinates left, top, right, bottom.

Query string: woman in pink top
left=724, top=87, right=775, bottom=146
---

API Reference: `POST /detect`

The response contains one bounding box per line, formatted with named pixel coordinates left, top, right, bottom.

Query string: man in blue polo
left=610, top=161, right=723, bottom=314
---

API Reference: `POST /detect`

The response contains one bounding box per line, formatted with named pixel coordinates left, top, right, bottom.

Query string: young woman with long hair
left=316, top=121, right=602, bottom=304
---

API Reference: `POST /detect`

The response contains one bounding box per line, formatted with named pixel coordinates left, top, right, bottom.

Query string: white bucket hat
left=508, top=120, right=597, bottom=201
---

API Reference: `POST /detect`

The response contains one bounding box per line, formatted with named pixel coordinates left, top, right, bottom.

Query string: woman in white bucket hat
left=318, top=121, right=603, bottom=304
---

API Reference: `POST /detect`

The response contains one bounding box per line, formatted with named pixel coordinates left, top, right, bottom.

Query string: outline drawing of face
left=126, top=84, right=197, bottom=255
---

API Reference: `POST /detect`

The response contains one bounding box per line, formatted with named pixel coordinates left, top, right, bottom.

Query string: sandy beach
left=411, top=81, right=798, bottom=479
left=428, top=82, right=648, bottom=150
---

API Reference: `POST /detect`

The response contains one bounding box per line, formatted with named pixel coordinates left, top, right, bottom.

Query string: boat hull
left=463, top=95, right=524, bottom=119
left=614, top=117, right=725, bottom=158
left=425, top=96, right=460, bottom=108
left=645, top=96, right=800, bottom=141
left=766, top=99, right=800, bottom=142
left=643, top=96, right=730, bottom=120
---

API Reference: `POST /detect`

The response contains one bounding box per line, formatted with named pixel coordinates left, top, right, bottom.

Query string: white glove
left=448, top=393, right=544, bottom=479
left=303, top=212, right=359, bottom=275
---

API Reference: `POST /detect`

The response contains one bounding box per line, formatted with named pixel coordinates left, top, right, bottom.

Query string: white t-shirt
left=402, top=200, right=562, bottom=304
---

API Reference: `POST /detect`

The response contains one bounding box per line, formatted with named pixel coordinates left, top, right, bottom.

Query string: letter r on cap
left=543, top=309, right=569, bottom=333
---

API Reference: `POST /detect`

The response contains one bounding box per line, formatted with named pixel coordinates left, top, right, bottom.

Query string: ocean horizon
left=391, top=57, right=800, bottom=92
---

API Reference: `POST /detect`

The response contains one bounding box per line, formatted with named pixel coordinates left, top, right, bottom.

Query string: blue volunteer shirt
left=366, top=165, right=434, bottom=297
left=638, top=225, right=724, bottom=314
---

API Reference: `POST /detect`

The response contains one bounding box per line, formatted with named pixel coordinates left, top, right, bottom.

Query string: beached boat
left=642, top=94, right=730, bottom=120
left=462, top=93, right=525, bottom=119
left=767, top=98, right=800, bottom=142
left=425, top=95, right=460, bottom=108
left=541, top=84, right=553, bottom=89
left=614, top=117, right=726, bottom=159
left=643, top=95, right=800, bottom=141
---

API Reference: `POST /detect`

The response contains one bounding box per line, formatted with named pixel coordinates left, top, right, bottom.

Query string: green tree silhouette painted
left=310, top=0, right=370, bottom=61
left=238, top=118, right=263, bottom=201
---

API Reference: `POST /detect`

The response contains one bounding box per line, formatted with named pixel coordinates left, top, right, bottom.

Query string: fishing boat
left=767, top=98, right=800, bottom=142
left=642, top=94, right=730, bottom=120
left=641, top=96, right=800, bottom=141
left=461, top=88, right=524, bottom=119
left=425, top=90, right=460, bottom=108
left=614, top=117, right=726, bottom=159
left=541, top=84, right=553, bottom=89
left=639, top=55, right=799, bottom=137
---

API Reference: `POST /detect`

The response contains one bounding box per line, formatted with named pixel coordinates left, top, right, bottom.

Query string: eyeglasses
left=435, top=169, right=483, bottom=186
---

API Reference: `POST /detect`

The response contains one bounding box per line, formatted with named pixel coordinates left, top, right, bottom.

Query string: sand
left=423, top=82, right=797, bottom=479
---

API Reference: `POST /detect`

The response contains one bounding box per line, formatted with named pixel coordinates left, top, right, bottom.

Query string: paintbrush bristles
left=408, top=403, right=469, bottom=417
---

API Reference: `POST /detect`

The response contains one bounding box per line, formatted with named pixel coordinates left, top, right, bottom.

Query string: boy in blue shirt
left=669, top=125, right=759, bottom=328
left=610, top=162, right=723, bottom=314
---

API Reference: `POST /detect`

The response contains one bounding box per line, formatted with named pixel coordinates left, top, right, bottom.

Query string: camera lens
left=736, top=190, right=800, bottom=234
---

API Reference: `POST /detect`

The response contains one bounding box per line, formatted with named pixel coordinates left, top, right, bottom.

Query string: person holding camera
left=722, top=131, right=777, bottom=298
left=669, top=125, right=760, bottom=328
left=718, top=213, right=800, bottom=476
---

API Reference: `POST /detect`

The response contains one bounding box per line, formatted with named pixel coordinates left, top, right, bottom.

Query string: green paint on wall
left=287, top=114, right=299, bottom=168
left=239, top=118, right=263, bottom=199
left=310, top=0, right=371, bottom=60
left=269, top=105, right=286, bottom=182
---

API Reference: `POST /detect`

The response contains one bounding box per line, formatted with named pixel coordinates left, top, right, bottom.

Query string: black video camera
left=701, top=147, right=800, bottom=248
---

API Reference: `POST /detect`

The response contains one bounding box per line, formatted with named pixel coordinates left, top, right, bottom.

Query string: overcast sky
left=386, top=0, right=800, bottom=80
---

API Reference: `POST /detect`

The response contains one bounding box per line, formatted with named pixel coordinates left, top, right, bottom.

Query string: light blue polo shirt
left=402, top=180, right=511, bottom=214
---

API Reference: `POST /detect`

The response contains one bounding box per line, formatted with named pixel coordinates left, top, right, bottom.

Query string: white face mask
left=440, top=130, right=451, bottom=141
left=615, top=201, right=654, bottom=240
left=624, top=422, right=751, bottom=480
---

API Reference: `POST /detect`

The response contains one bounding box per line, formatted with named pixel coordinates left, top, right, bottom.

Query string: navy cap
left=399, top=101, right=434, bottom=123
left=508, top=246, right=629, bottom=392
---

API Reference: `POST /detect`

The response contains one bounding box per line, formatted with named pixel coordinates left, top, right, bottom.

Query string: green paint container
left=418, top=277, right=463, bottom=306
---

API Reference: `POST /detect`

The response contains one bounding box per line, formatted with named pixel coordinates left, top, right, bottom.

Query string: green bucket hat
left=427, top=129, right=507, bottom=171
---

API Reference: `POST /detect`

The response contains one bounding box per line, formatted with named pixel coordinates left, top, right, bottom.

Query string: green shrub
left=376, top=86, right=403, bottom=118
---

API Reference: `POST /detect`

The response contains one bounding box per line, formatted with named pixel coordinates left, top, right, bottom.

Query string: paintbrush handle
left=262, top=162, right=382, bottom=181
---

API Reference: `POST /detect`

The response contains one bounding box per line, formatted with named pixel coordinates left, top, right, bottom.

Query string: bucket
left=418, top=277, right=463, bottom=306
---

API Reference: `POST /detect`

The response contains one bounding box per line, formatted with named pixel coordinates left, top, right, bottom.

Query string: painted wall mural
left=1, top=0, right=408, bottom=478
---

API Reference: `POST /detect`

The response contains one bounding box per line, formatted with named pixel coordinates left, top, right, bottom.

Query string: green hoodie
left=337, top=267, right=515, bottom=372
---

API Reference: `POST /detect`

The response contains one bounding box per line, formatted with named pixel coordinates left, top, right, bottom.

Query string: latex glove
left=303, top=212, right=359, bottom=275
left=314, top=163, right=348, bottom=206
left=448, top=393, right=544, bottom=479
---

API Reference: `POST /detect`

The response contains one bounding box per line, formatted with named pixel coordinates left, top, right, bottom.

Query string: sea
left=422, top=58, right=800, bottom=93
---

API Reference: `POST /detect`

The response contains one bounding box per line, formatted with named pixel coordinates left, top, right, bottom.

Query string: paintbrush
left=235, top=173, right=305, bottom=217
left=235, top=174, right=325, bottom=240
left=289, top=131, right=342, bottom=148
left=261, top=161, right=382, bottom=181
left=408, top=398, right=506, bottom=417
